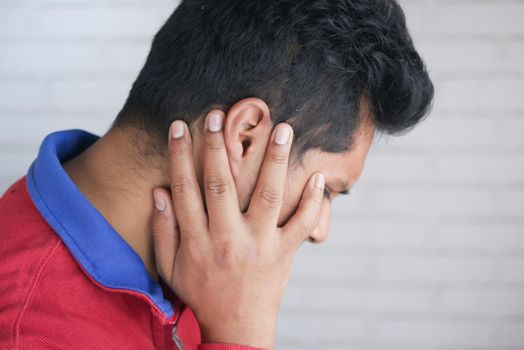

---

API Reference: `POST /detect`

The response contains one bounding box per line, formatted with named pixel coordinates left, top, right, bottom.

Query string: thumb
left=152, top=187, right=180, bottom=285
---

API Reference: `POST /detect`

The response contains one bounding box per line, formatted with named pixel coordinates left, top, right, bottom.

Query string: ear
left=223, top=97, right=273, bottom=180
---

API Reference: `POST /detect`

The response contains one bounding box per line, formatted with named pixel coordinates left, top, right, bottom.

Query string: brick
left=0, top=115, right=109, bottom=147
left=436, top=154, right=524, bottom=184
left=0, top=115, right=108, bottom=146
left=283, top=284, right=431, bottom=313
left=290, top=248, right=374, bottom=281
left=500, top=190, right=524, bottom=218
left=375, top=320, right=494, bottom=346
left=500, top=259, right=524, bottom=283
left=435, top=3, right=524, bottom=37
left=363, top=152, right=524, bottom=185
left=0, top=43, right=147, bottom=76
left=39, top=0, right=175, bottom=7
left=500, top=322, right=524, bottom=347
left=438, top=288, right=524, bottom=315
left=276, top=314, right=365, bottom=341
left=0, top=81, right=47, bottom=110
left=375, top=256, right=495, bottom=282
left=328, top=219, right=431, bottom=248
left=437, top=223, right=524, bottom=252
left=506, top=119, right=524, bottom=148
left=0, top=79, right=130, bottom=111
left=335, top=187, right=499, bottom=218
left=508, top=42, right=524, bottom=73
left=377, top=115, right=521, bottom=150
left=418, top=41, right=524, bottom=74
left=0, top=7, right=171, bottom=41
left=438, top=79, right=524, bottom=111
left=362, top=153, right=436, bottom=182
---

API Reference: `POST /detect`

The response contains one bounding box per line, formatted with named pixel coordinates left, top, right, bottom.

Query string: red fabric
left=0, top=177, right=261, bottom=350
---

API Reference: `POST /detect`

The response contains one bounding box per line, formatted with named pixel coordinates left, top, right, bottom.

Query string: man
left=0, top=0, right=433, bottom=349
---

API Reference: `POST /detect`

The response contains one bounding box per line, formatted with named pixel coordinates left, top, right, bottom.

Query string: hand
left=151, top=110, right=325, bottom=349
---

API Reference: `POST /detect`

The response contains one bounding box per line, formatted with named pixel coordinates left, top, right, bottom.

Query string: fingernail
left=274, top=125, right=290, bottom=145
left=171, top=120, right=184, bottom=139
left=207, top=112, right=223, bottom=132
left=154, top=192, right=166, bottom=212
left=315, top=173, right=325, bottom=189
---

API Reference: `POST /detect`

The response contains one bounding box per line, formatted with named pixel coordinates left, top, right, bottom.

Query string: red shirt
left=0, top=130, right=260, bottom=350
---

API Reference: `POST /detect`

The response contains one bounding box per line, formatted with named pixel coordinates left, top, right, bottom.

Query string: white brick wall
left=1, top=0, right=523, bottom=348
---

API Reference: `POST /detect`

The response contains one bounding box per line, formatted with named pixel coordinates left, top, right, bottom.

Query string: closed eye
left=324, top=187, right=350, bottom=199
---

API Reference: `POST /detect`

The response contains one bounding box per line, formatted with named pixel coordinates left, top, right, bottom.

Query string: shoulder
left=0, top=176, right=61, bottom=262
left=0, top=177, right=64, bottom=347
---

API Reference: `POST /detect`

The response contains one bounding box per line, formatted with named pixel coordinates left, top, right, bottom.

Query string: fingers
left=246, top=123, right=293, bottom=230
left=202, top=110, right=242, bottom=232
left=152, top=188, right=180, bottom=284
left=168, top=120, right=207, bottom=237
left=281, top=172, right=325, bottom=249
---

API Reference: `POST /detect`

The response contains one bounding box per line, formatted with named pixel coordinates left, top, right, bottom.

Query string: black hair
left=114, top=0, right=434, bottom=160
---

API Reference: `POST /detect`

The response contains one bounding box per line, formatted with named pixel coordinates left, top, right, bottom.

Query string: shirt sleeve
left=198, top=344, right=262, bottom=350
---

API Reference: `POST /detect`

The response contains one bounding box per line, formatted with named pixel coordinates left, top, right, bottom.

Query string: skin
left=63, top=98, right=374, bottom=348
left=190, top=98, right=375, bottom=243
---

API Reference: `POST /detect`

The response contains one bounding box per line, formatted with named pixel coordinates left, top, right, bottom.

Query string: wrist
left=198, top=314, right=277, bottom=349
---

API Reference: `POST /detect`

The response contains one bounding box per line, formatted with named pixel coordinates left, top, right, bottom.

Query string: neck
left=63, top=127, right=165, bottom=281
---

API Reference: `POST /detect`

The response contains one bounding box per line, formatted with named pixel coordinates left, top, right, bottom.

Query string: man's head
left=112, top=0, right=433, bottom=242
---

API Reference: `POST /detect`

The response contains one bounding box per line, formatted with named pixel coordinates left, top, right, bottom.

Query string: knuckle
left=151, top=216, right=167, bottom=235
left=205, top=176, right=229, bottom=199
left=205, top=138, right=223, bottom=152
left=269, top=149, right=288, bottom=165
left=171, top=176, right=193, bottom=197
left=214, top=242, right=240, bottom=268
left=186, top=239, right=202, bottom=260
left=258, top=186, right=281, bottom=208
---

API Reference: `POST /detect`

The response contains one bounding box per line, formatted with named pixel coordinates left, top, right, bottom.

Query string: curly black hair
left=114, top=0, right=434, bottom=160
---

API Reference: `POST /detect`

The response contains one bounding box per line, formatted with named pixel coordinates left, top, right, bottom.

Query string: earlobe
left=223, top=98, right=273, bottom=178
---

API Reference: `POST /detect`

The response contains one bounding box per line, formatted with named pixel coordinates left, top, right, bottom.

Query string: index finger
left=245, top=123, right=293, bottom=230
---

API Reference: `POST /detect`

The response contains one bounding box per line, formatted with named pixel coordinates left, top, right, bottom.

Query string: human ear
left=223, top=97, right=273, bottom=179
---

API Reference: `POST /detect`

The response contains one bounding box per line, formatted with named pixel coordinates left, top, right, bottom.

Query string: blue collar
left=26, top=129, right=174, bottom=318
